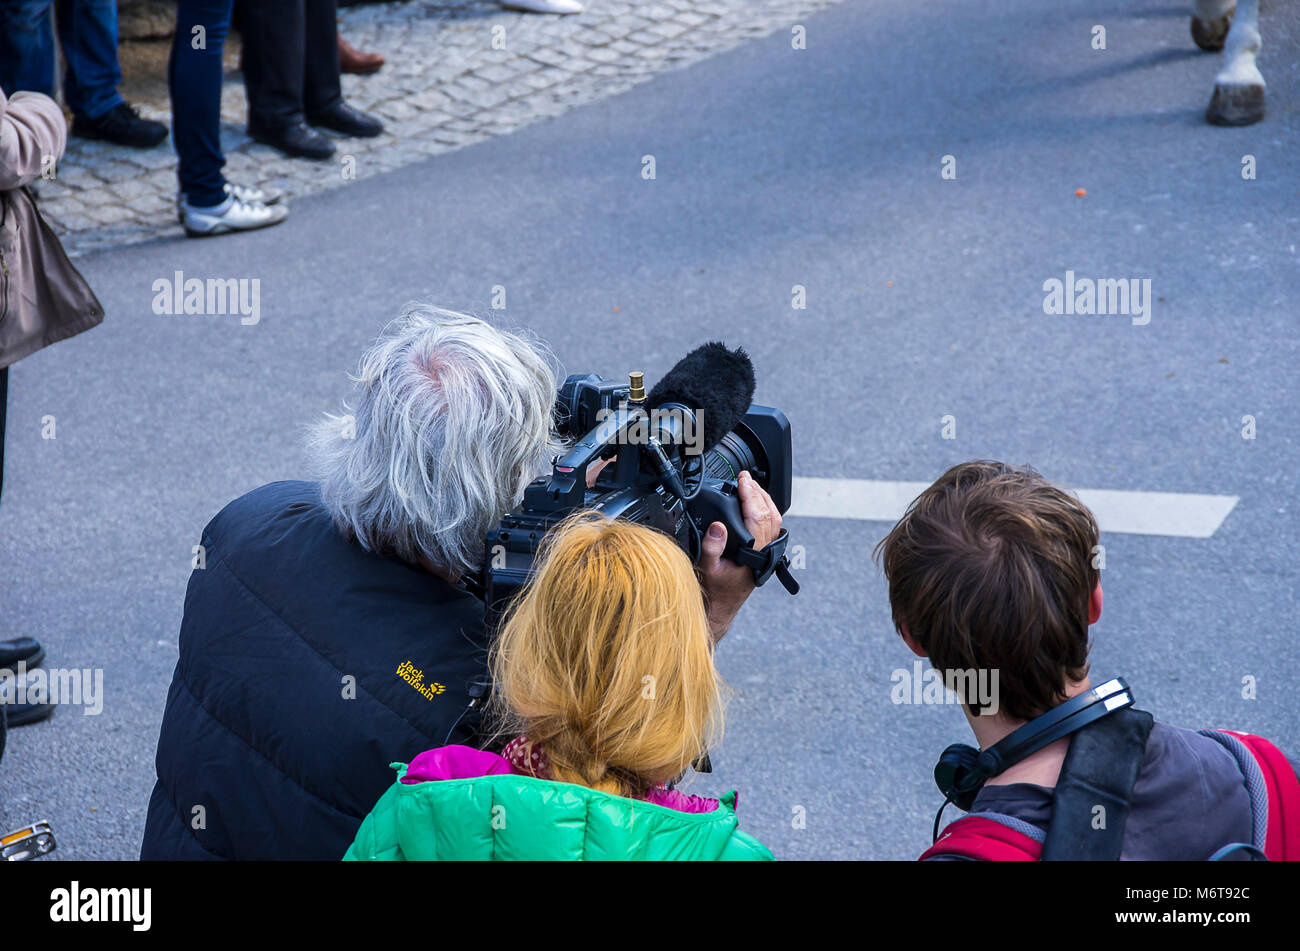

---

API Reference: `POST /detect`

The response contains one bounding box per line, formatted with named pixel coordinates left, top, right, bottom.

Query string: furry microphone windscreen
left=646, top=342, right=756, bottom=453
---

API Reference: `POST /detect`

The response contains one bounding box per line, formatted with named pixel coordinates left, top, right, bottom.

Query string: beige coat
left=0, top=88, right=103, bottom=370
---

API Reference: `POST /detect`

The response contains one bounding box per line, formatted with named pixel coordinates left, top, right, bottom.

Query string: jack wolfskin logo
left=396, top=661, right=445, bottom=701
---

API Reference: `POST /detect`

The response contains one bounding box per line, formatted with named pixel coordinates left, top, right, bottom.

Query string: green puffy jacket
left=344, top=761, right=773, bottom=861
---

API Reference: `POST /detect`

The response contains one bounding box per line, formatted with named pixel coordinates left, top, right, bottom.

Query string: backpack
left=921, top=727, right=1300, bottom=862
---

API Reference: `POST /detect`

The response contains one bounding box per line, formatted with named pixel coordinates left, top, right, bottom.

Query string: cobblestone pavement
left=40, top=0, right=846, bottom=255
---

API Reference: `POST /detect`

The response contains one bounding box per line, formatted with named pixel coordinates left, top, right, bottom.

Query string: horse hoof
left=1206, top=82, right=1265, bottom=126
left=1191, top=10, right=1234, bottom=52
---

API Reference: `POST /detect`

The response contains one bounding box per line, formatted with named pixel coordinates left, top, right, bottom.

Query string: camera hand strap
left=733, top=528, right=800, bottom=595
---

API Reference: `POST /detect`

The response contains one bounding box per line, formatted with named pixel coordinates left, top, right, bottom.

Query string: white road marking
left=788, top=477, right=1238, bottom=539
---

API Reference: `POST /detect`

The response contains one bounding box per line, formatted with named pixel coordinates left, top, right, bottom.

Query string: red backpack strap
left=1220, top=731, right=1300, bottom=861
left=920, top=815, right=1043, bottom=862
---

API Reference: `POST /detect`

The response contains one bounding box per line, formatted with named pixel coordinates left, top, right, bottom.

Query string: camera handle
left=688, top=481, right=799, bottom=595
left=546, top=405, right=650, bottom=503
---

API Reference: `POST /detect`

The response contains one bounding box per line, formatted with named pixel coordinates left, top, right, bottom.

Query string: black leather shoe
left=307, top=102, right=384, bottom=138
left=71, top=102, right=168, bottom=149
left=249, top=120, right=336, bottom=160
left=0, top=637, right=44, bottom=674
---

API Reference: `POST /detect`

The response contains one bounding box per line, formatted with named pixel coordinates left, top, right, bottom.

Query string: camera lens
left=705, top=430, right=760, bottom=484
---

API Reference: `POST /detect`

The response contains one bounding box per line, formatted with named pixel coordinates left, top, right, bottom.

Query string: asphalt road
left=1, top=0, right=1297, bottom=860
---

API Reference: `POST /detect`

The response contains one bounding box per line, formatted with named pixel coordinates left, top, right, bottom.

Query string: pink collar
left=401, top=741, right=722, bottom=815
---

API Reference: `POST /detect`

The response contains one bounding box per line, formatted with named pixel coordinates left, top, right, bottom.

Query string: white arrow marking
left=788, top=478, right=1238, bottom=539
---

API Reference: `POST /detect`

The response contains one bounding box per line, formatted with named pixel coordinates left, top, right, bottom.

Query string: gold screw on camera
left=628, top=371, right=646, bottom=403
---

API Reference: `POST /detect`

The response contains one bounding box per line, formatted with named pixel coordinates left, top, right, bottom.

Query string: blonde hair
left=489, top=512, right=724, bottom=799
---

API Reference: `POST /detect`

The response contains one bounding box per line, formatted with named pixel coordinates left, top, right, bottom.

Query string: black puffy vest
left=140, top=481, right=488, bottom=860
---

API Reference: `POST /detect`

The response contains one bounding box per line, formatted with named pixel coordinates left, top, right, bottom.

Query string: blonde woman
left=346, top=511, right=772, bottom=861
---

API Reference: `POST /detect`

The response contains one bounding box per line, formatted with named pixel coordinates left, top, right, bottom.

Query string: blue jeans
left=0, top=0, right=124, bottom=120
left=169, top=0, right=234, bottom=207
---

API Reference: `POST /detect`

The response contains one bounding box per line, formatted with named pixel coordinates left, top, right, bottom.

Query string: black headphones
left=933, top=677, right=1135, bottom=828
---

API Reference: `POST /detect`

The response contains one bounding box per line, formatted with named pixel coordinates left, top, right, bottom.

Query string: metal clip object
left=1, top=820, right=57, bottom=861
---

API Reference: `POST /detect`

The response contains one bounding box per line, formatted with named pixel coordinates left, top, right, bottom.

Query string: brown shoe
left=339, top=36, right=384, bottom=75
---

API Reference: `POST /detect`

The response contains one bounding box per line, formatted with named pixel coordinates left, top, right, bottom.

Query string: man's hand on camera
left=698, top=470, right=783, bottom=644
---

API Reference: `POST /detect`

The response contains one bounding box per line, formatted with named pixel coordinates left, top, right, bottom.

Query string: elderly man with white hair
left=140, top=304, right=778, bottom=860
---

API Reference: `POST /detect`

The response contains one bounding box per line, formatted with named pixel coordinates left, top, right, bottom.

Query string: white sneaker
left=180, top=194, right=289, bottom=237
left=177, top=182, right=284, bottom=223
left=226, top=182, right=283, bottom=205
left=503, top=0, right=582, bottom=13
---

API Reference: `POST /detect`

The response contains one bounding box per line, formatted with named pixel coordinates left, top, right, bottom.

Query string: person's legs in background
left=171, top=0, right=287, bottom=235
left=57, top=0, right=168, bottom=147
left=170, top=0, right=232, bottom=207
left=0, top=1, right=57, bottom=98
left=240, top=0, right=333, bottom=159
left=302, top=0, right=342, bottom=118
left=239, top=0, right=305, bottom=132
left=55, top=0, right=122, bottom=119
left=302, top=0, right=383, bottom=139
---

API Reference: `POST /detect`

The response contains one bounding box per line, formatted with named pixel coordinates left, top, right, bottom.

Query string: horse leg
left=1206, top=0, right=1264, bottom=125
left=1192, top=0, right=1235, bottom=52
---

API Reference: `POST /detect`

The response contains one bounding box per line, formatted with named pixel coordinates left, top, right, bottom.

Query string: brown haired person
left=876, top=461, right=1299, bottom=861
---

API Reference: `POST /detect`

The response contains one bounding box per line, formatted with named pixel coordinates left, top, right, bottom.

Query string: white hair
left=309, top=304, right=564, bottom=576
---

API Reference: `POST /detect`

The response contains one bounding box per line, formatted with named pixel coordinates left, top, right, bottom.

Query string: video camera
left=479, top=343, right=798, bottom=627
